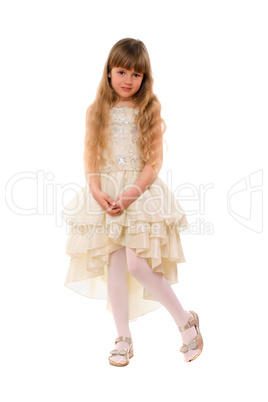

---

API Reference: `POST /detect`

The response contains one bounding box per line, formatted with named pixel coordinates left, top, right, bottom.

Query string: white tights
left=107, top=246, right=197, bottom=363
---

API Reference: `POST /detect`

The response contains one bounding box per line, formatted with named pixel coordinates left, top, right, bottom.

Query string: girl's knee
left=126, top=248, right=145, bottom=278
left=128, top=261, right=140, bottom=278
left=109, top=246, right=126, bottom=263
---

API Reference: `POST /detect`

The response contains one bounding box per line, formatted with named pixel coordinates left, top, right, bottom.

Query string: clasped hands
left=93, top=188, right=139, bottom=216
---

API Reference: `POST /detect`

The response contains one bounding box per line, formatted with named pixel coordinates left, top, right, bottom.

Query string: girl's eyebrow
left=115, top=67, right=142, bottom=74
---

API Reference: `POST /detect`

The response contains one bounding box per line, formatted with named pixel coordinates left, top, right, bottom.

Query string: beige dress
left=61, top=106, right=189, bottom=322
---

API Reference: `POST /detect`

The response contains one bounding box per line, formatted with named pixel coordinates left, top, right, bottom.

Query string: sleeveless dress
left=61, top=106, right=189, bottom=321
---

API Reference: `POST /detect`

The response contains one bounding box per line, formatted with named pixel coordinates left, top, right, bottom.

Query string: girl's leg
left=125, top=247, right=198, bottom=362
left=107, top=246, right=132, bottom=365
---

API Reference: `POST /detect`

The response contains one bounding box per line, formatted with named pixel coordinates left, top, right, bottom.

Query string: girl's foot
left=108, top=336, right=134, bottom=366
left=178, top=311, right=203, bottom=362
left=180, top=325, right=199, bottom=362
left=109, top=341, right=130, bottom=365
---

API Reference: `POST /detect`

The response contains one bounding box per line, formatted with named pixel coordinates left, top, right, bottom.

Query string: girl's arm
left=85, top=172, right=101, bottom=194
left=127, top=163, right=160, bottom=199
left=125, top=133, right=163, bottom=202
left=84, top=105, right=102, bottom=195
left=114, top=131, right=163, bottom=210
left=114, top=162, right=161, bottom=210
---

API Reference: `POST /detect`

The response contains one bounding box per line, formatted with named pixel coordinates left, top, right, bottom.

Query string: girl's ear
left=108, top=72, right=111, bottom=78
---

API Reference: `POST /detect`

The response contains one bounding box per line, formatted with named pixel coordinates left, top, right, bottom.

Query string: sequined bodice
left=99, top=106, right=145, bottom=173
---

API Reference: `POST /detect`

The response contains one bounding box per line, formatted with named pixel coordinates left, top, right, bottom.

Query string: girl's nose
left=125, top=74, right=133, bottom=84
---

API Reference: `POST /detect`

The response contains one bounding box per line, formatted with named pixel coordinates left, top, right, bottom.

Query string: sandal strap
left=178, top=311, right=197, bottom=332
left=180, top=333, right=202, bottom=353
left=110, top=349, right=128, bottom=356
left=115, top=336, right=132, bottom=345
left=109, top=337, right=133, bottom=356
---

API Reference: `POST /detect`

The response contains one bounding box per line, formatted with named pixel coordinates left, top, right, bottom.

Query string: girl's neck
left=113, top=100, right=136, bottom=108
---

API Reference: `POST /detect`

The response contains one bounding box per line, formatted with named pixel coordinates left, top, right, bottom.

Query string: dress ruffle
left=60, top=170, right=189, bottom=321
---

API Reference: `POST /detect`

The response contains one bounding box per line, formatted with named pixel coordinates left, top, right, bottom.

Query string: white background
left=1, top=0, right=267, bottom=401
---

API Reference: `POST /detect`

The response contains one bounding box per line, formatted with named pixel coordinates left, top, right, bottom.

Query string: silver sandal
left=108, top=336, right=134, bottom=367
left=178, top=311, right=203, bottom=362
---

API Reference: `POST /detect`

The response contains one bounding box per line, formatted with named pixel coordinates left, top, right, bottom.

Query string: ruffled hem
left=60, top=170, right=189, bottom=322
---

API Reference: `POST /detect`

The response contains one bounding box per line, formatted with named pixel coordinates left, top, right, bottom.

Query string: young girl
left=61, top=38, right=203, bottom=367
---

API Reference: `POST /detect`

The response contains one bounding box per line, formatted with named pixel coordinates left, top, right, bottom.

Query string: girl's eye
left=117, top=71, right=141, bottom=77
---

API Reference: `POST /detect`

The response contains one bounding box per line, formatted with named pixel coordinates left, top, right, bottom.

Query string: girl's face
left=108, top=67, right=144, bottom=102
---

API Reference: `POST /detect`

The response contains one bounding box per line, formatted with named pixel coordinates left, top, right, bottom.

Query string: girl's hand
left=113, top=192, right=134, bottom=211
left=92, top=188, right=122, bottom=216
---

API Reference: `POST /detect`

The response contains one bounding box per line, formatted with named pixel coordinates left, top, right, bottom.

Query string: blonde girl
left=62, top=38, right=203, bottom=367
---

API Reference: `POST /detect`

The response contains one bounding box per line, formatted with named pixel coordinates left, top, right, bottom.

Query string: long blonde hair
left=84, top=38, right=167, bottom=179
